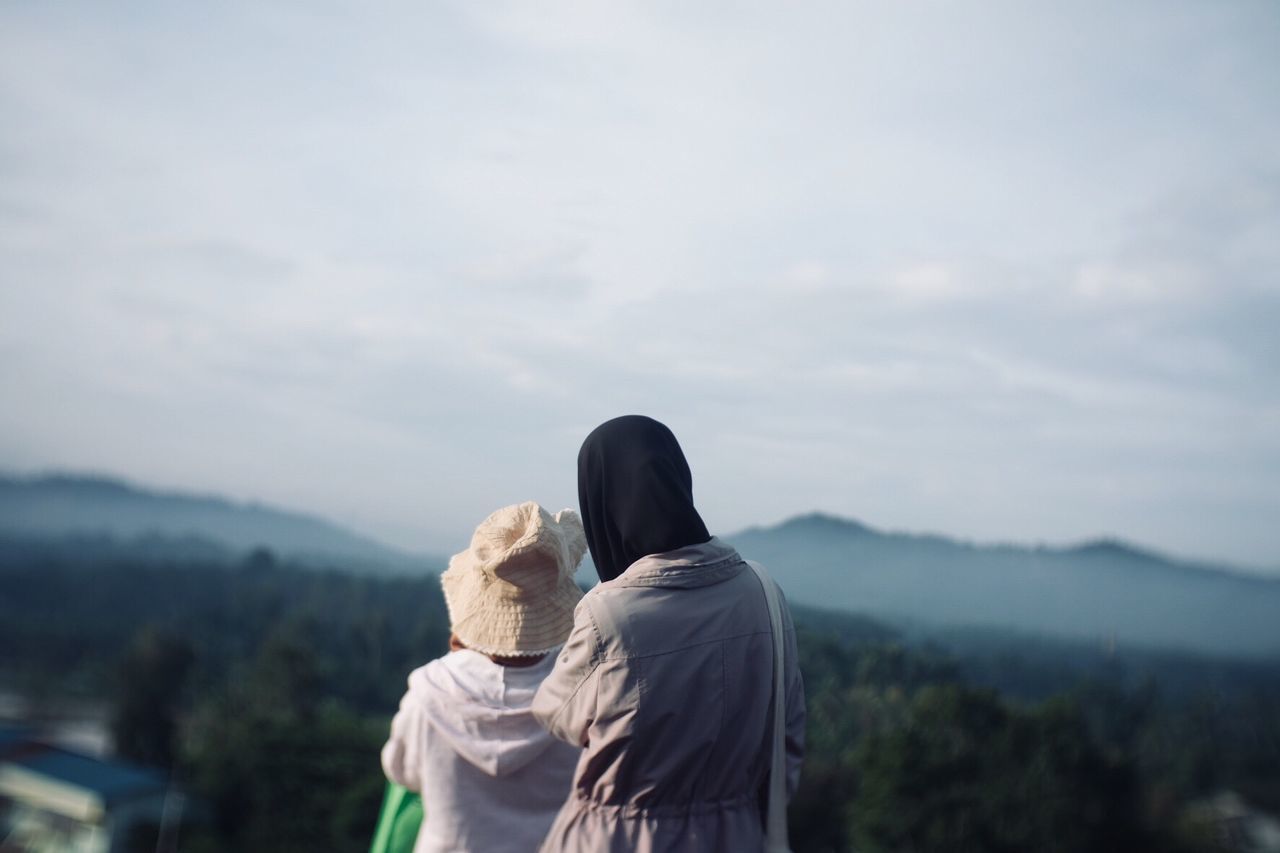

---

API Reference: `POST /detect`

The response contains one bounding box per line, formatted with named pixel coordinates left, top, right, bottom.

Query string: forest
left=2, top=538, right=1278, bottom=852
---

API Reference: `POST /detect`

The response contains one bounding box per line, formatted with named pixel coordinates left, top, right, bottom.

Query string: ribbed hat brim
left=448, top=583, right=583, bottom=655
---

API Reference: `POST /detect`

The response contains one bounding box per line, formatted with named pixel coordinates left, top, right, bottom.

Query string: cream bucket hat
left=441, top=501, right=587, bottom=657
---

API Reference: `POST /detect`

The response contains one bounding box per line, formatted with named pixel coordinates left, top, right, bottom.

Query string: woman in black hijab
left=532, top=415, right=805, bottom=853
left=576, top=415, right=711, bottom=582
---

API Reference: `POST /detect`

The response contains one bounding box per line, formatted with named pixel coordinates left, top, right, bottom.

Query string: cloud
left=1, top=0, right=1279, bottom=568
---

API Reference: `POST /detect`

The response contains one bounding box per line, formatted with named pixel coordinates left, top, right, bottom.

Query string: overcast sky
left=2, top=1, right=1278, bottom=570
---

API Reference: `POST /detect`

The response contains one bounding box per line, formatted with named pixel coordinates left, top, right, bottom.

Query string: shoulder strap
left=369, top=781, right=423, bottom=853
left=746, top=559, right=792, bottom=853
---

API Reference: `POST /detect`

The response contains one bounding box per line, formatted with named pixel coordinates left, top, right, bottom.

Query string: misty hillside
left=4, top=473, right=1277, bottom=658
left=0, top=474, right=436, bottom=571
left=730, top=513, right=1280, bottom=658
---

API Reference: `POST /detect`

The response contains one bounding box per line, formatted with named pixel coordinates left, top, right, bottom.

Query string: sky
left=1, top=1, right=1278, bottom=570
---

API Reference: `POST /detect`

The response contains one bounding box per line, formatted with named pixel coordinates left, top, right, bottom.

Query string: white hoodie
left=381, top=649, right=580, bottom=853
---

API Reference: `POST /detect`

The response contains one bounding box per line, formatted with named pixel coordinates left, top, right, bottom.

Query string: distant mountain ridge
left=3, top=474, right=1277, bottom=656
left=730, top=513, right=1280, bottom=658
left=746, top=512, right=1267, bottom=580
left=0, top=473, right=437, bottom=572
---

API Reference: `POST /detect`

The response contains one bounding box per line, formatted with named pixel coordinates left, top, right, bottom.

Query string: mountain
left=730, top=513, right=1280, bottom=658
left=0, top=474, right=438, bottom=572
left=4, top=474, right=1276, bottom=656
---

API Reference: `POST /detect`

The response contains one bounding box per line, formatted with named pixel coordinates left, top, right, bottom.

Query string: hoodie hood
left=404, top=649, right=564, bottom=776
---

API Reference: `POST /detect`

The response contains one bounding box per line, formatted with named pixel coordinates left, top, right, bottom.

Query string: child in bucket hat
left=381, top=502, right=587, bottom=853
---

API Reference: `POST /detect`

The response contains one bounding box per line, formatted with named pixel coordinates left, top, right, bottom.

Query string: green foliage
left=3, top=541, right=1277, bottom=852
left=785, top=629, right=1278, bottom=853
left=110, top=626, right=194, bottom=769
left=852, top=687, right=1142, bottom=853
left=180, top=629, right=388, bottom=853
left=0, top=547, right=450, bottom=712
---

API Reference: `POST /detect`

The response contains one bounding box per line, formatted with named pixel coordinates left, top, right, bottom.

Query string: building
left=0, top=727, right=178, bottom=853
left=1189, top=791, right=1280, bottom=853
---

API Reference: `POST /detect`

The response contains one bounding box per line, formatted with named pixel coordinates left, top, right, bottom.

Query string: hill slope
left=4, top=475, right=1276, bottom=655
left=0, top=474, right=435, bottom=571
left=730, top=513, right=1280, bottom=658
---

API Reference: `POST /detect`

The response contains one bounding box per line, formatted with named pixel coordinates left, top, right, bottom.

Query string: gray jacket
left=532, top=537, right=805, bottom=852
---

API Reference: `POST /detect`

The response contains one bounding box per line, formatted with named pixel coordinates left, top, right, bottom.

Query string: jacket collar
left=606, top=536, right=744, bottom=590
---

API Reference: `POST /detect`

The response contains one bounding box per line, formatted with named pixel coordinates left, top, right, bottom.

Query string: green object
left=369, top=781, right=424, bottom=853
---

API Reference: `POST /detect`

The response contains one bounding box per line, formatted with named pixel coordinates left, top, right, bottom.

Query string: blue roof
left=8, top=745, right=167, bottom=805
left=0, top=726, right=36, bottom=756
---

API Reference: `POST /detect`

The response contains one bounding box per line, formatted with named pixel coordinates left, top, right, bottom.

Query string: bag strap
left=369, top=781, right=407, bottom=853
left=369, top=782, right=424, bottom=853
left=747, top=560, right=792, bottom=853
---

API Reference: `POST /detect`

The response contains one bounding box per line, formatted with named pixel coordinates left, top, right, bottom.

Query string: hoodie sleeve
left=532, top=597, right=601, bottom=746
left=381, top=677, right=428, bottom=792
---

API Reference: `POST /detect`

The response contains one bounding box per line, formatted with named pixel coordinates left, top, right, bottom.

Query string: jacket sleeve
left=780, top=586, right=806, bottom=799
left=532, top=597, right=602, bottom=746
left=381, top=682, right=426, bottom=792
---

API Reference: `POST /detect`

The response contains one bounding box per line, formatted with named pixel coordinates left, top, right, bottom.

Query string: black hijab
left=577, top=415, right=712, bottom=582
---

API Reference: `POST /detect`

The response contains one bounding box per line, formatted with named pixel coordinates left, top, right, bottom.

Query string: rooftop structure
left=0, top=726, right=178, bottom=853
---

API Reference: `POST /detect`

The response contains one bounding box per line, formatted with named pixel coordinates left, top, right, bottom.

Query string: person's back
left=532, top=416, right=805, bottom=852
left=534, top=538, right=802, bottom=852
left=383, top=649, right=579, bottom=853
left=380, top=501, right=589, bottom=853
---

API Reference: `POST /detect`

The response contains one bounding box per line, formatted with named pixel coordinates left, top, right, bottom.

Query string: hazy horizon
left=5, top=466, right=1279, bottom=577
left=3, top=2, right=1278, bottom=568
